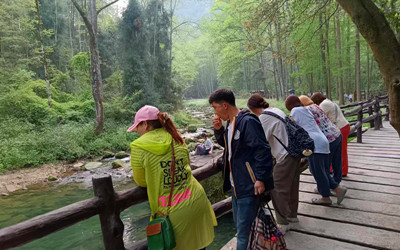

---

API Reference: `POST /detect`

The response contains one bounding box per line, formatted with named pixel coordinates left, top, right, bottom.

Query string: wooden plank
left=300, top=175, right=400, bottom=195
left=348, top=156, right=400, bottom=164
left=348, top=158, right=400, bottom=167
left=290, top=215, right=400, bottom=250
left=296, top=203, right=400, bottom=232
left=221, top=233, right=372, bottom=250
left=354, top=140, right=400, bottom=146
left=220, top=237, right=236, bottom=250
left=300, top=182, right=400, bottom=205
left=347, top=167, right=400, bottom=179
left=347, top=152, right=400, bottom=159
left=348, top=144, right=400, bottom=150
left=348, top=148, right=400, bottom=154
left=285, top=231, right=372, bottom=250
left=304, top=167, right=400, bottom=180
left=349, top=163, right=400, bottom=173
left=302, top=171, right=400, bottom=187
left=298, top=192, right=400, bottom=217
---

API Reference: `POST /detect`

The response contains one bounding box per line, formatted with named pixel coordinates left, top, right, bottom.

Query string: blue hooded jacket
left=214, top=109, right=274, bottom=199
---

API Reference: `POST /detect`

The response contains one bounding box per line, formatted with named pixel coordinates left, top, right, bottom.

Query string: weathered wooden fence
left=340, top=95, right=389, bottom=143
left=0, top=95, right=390, bottom=250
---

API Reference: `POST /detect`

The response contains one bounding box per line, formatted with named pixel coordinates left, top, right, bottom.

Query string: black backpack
left=262, top=111, right=315, bottom=158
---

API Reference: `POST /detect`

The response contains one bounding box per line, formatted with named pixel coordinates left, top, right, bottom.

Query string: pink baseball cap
left=127, top=105, right=160, bottom=132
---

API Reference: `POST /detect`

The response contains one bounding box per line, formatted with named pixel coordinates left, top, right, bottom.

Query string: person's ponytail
left=158, top=113, right=184, bottom=144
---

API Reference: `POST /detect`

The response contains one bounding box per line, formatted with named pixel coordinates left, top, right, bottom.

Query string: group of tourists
left=126, top=88, right=351, bottom=250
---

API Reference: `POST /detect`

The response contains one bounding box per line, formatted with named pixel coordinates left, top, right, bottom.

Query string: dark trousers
left=271, top=155, right=301, bottom=225
left=329, top=135, right=343, bottom=184
left=308, top=153, right=338, bottom=197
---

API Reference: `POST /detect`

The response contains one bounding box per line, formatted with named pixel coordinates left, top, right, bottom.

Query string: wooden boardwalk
left=222, top=121, right=400, bottom=250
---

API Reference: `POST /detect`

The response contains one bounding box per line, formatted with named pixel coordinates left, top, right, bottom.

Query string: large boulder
left=112, top=159, right=125, bottom=169
left=83, top=162, right=103, bottom=171
left=115, top=151, right=130, bottom=159
left=102, top=151, right=115, bottom=159
left=187, top=125, right=197, bottom=133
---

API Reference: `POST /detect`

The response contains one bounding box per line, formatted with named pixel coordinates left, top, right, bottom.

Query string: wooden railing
left=340, top=95, right=389, bottom=143
left=0, top=158, right=231, bottom=250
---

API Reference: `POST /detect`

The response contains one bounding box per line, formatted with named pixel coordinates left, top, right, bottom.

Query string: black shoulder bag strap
left=261, top=111, right=290, bottom=153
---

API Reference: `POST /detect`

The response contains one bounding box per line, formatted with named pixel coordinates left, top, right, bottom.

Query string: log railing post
left=385, top=105, right=390, bottom=121
left=368, top=104, right=374, bottom=128
left=93, top=175, right=125, bottom=250
left=374, top=96, right=381, bottom=130
left=357, top=103, right=363, bottom=143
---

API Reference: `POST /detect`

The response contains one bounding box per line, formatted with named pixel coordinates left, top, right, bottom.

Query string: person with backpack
left=247, top=94, right=302, bottom=234
left=286, top=95, right=347, bottom=206
left=209, top=89, right=274, bottom=250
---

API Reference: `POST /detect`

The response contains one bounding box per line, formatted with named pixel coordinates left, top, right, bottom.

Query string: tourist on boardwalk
left=299, top=95, right=344, bottom=186
left=195, top=133, right=214, bottom=155
left=247, top=94, right=301, bottom=234
left=286, top=95, right=347, bottom=205
left=209, top=89, right=274, bottom=250
left=128, top=105, right=217, bottom=250
left=311, top=92, right=350, bottom=179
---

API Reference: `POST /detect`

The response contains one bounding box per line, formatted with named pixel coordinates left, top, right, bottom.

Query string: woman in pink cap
left=128, top=105, right=217, bottom=250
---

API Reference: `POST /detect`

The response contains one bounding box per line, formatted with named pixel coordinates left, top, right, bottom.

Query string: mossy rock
left=83, top=162, right=103, bottom=171
left=48, top=176, right=57, bottom=181
left=187, top=125, right=198, bottom=133
left=112, top=159, right=125, bottom=169
left=185, top=138, right=195, bottom=145
left=102, top=151, right=114, bottom=159
left=187, top=142, right=197, bottom=151
left=115, top=151, right=130, bottom=159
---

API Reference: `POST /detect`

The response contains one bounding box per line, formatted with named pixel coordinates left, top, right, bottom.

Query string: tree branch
left=97, top=0, right=120, bottom=16
left=71, top=0, right=95, bottom=37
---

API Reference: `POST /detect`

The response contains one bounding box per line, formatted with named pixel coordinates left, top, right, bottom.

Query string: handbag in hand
left=146, top=140, right=177, bottom=250
left=247, top=200, right=287, bottom=250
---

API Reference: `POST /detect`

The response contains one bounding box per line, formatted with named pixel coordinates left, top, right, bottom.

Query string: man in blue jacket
left=209, top=89, right=274, bottom=250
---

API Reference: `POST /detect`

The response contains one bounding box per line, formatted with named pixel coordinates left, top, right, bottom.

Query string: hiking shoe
left=287, top=217, right=299, bottom=223
left=336, top=186, right=348, bottom=205
left=311, top=198, right=332, bottom=206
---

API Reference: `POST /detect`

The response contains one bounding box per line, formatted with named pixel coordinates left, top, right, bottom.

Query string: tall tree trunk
left=345, top=16, right=351, bottom=95
left=337, top=0, right=400, bottom=133
left=35, top=0, right=52, bottom=108
left=325, top=12, right=332, bottom=99
left=355, top=28, right=361, bottom=101
left=71, top=0, right=119, bottom=135
left=319, top=14, right=328, bottom=95
left=336, top=13, right=344, bottom=104
left=274, top=21, right=286, bottom=97
left=367, top=48, right=370, bottom=98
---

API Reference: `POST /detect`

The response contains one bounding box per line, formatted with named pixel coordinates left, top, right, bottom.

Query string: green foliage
left=0, top=119, right=138, bottom=173
left=171, top=112, right=202, bottom=128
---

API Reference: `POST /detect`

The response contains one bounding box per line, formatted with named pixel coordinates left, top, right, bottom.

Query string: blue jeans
left=232, top=192, right=259, bottom=250
left=308, top=153, right=338, bottom=197
left=329, top=135, right=343, bottom=184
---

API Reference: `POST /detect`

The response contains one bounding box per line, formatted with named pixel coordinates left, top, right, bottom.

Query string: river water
left=0, top=175, right=235, bottom=249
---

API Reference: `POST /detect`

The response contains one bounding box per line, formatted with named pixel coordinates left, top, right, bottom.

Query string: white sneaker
left=277, top=224, right=290, bottom=235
